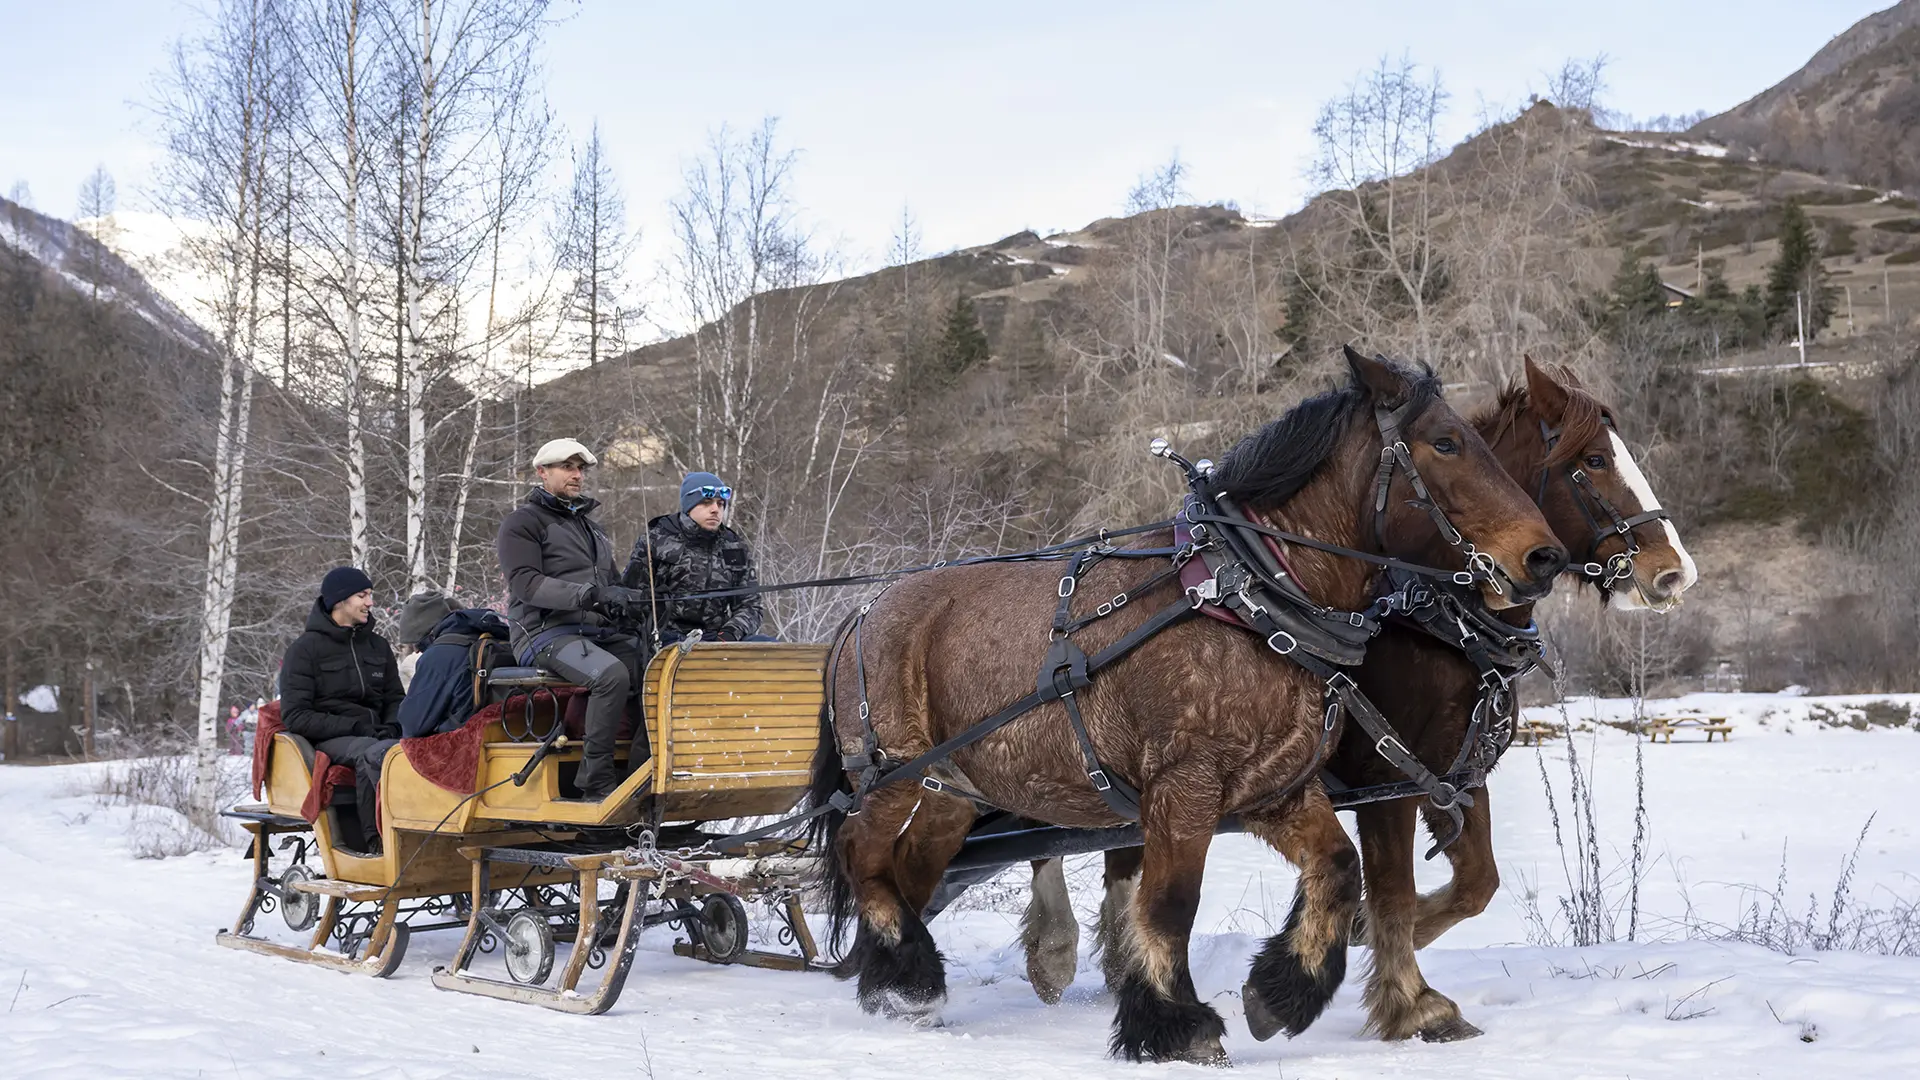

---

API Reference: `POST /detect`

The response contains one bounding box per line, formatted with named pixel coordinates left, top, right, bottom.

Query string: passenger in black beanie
left=279, top=566, right=405, bottom=854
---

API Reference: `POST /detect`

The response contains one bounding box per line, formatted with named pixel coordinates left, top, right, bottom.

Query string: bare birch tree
left=553, top=120, right=635, bottom=367
left=1308, top=55, right=1449, bottom=365
left=660, top=118, right=826, bottom=486
left=288, top=0, right=384, bottom=566
left=156, top=0, right=286, bottom=811
left=380, top=0, right=551, bottom=593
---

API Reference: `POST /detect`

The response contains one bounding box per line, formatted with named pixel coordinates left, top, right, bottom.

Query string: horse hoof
left=863, top=987, right=946, bottom=1025
left=1242, top=980, right=1283, bottom=1042
left=1417, top=1015, right=1484, bottom=1043
left=1180, top=1032, right=1230, bottom=1066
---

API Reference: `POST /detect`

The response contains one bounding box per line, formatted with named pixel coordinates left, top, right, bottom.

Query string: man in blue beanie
left=278, top=566, right=404, bottom=854
left=624, top=471, right=769, bottom=643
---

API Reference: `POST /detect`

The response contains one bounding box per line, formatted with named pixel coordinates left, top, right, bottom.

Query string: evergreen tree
left=932, top=294, right=991, bottom=382
left=1762, top=199, right=1836, bottom=340
left=1603, top=251, right=1669, bottom=335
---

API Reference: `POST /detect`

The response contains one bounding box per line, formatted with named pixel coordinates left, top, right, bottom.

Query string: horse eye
left=1432, top=437, right=1459, bottom=455
left=1585, top=454, right=1608, bottom=470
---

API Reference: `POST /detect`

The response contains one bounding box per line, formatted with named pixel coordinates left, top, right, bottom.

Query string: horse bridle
left=1536, top=419, right=1673, bottom=592
left=1374, top=399, right=1512, bottom=597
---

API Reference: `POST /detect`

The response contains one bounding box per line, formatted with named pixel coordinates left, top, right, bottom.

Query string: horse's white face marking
left=1604, top=430, right=1698, bottom=611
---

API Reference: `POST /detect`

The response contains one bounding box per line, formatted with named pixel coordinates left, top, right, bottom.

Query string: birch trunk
left=403, top=0, right=436, bottom=594
left=190, top=0, right=272, bottom=814
left=342, top=0, right=369, bottom=567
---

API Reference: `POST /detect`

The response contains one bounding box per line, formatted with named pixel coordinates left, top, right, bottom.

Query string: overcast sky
left=0, top=1, right=1890, bottom=295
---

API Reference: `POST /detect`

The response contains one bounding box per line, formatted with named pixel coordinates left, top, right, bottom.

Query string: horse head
left=1345, top=347, right=1567, bottom=608
left=1483, top=357, right=1698, bottom=611
left=1215, top=346, right=1566, bottom=611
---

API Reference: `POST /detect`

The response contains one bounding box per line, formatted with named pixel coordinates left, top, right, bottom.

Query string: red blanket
left=250, top=701, right=283, bottom=800
left=400, top=686, right=595, bottom=795
left=298, top=752, right=362, bottom=827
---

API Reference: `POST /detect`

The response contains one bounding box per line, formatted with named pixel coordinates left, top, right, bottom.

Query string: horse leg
left=1240, top=786, right=1362, bottom=1041
left=1410, top=790, right=1497, bottom=949
left=1020, top=859, right=1081, bottom=1004
left=1354, top=799, right=1482, bottom=1042
left=1110, top=788, right=1226, bottom=1064
left=835, top=783, right=950, bottom=1021
left=892, top=790, right=976, bottom=916
left=1095, top=845, right=1145, bottom=992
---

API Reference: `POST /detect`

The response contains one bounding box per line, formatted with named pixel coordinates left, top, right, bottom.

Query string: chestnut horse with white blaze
left=1019, top=357, right=1698, bottom=1045
left=807, top=350, right=1568, bottom=1063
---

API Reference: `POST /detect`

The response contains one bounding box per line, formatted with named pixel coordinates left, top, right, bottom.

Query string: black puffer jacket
left=279, top=601, right=405, bottom=743
left=624, top=513, right=764, bottom=640
left=496, top=487, right=620, bottom=652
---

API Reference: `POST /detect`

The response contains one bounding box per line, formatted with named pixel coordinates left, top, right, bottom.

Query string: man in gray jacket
left=495, top=438, right=647, bottom=800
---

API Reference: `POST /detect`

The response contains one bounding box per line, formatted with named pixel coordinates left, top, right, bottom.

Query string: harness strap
left=1325, top=671, right=1473, bottom=858
left=863, top=599, right=1197, bottom=801
left=1039, top=637, right=1144, bottom=820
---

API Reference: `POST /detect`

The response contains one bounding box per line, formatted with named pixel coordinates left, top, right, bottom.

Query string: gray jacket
left=496, top=487, right=618, bottom=652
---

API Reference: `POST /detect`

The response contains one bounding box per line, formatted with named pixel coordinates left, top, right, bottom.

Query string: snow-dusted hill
left=0, top=200, right=210, bottom=349
left=1, top=692, right=1916, bottom=1077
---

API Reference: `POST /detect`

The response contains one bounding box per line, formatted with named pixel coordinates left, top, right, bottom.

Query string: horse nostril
left=1654, top=568, right=1685, bottom=596
left=1524, top=545, right=1568, bottom=583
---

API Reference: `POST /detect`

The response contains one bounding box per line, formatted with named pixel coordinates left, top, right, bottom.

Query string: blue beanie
left=319, top=566, right=374, bottom=610
left=679, top=471, right=729, bottom=514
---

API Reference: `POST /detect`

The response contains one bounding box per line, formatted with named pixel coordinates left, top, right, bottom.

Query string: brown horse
left=1019, top=357, right=1698, bottom=1044
left=807, top=350, right=1568, bottom=1063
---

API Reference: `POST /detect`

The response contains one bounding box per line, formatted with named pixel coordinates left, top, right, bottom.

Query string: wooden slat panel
left=668, top=715, right=819, bottom=730
left=669, top=733, right=820, bottom=750
left=672, top=752, right=813, bottom=769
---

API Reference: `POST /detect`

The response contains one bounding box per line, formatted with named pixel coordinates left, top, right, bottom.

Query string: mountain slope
left=1692, top=0, right=1920, bottom=189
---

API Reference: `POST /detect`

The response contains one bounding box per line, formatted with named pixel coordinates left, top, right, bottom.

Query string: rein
left=700, top=385, right=1542, bottom=858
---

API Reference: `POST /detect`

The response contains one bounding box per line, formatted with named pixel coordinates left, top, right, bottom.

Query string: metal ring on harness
left=1266, top=630, right=1298, bottom=655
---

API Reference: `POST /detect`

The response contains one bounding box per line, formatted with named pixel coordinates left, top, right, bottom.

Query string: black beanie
left=319, top=566, right=375, bottom=610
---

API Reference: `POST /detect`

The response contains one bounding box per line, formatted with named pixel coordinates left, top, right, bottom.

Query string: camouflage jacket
left=622, top=513, right=764, bottom=640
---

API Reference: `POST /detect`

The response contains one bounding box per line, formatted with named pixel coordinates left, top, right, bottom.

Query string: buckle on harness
left=1088, top=769, right=1113, bottom=792
left=1058, top=576, right=1076, bottom=598
left=1266, top=630, right=1298, bottom=655
left=921, top=775, right=947, bottom=794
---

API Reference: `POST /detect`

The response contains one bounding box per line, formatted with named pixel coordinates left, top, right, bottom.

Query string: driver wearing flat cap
left=495, top=438, right=649, bottom=801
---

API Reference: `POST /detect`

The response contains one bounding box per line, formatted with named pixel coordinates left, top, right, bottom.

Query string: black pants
left=534, top=633, right=645, bottom=785
left=313, top=735, right=399, bottom=849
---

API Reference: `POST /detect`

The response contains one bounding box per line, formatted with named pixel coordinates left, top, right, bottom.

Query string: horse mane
left=1474, top=361, right=1609, bottom=470
left=1214, top=356, right=1442, bottom=509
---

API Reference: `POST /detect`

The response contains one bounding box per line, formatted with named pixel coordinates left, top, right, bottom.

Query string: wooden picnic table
left=1645, top=715, right=1732, bottom=743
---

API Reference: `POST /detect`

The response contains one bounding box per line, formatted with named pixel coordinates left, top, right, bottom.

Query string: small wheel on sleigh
left=503, top=910, right=556, bottom=986
left=693, top=893, right=750, bottom=965
left=279, top=864, right=320, bottom=932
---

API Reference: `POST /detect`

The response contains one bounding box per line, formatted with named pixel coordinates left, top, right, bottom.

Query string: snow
left=3, top=692, right=1918, bottom=1076
left=1603, top=136, right=1731, bottom=159
left=18, top=687, right=58, bottom=714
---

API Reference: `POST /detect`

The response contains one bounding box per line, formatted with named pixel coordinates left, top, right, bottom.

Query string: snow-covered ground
left=3, top=692, right=1918, bottom=1078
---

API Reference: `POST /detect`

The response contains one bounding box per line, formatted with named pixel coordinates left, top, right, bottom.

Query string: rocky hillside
left=1693, top=0, right=1920, bottom=191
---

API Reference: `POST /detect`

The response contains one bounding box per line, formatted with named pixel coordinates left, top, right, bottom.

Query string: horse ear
left=1524, top=355, right=1572, bottom=423
left=1345, top=344, right=1411, bottom=407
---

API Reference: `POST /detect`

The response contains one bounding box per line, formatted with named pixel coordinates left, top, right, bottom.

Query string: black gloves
left=591, top=584, right=649, bottom=619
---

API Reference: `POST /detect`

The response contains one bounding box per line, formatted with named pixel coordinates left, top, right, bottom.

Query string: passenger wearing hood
left=278, top=566, right=405, bottom=853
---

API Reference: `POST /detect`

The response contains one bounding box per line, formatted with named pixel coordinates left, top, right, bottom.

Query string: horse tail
left=807, top=611, right=860, bottom=958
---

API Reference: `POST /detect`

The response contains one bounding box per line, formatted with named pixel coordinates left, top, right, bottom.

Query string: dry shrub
left=94, top=750, right=248, bottom=858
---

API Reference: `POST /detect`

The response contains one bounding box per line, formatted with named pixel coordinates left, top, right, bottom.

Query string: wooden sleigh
left=218, top=640, right=829, bottom=1012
